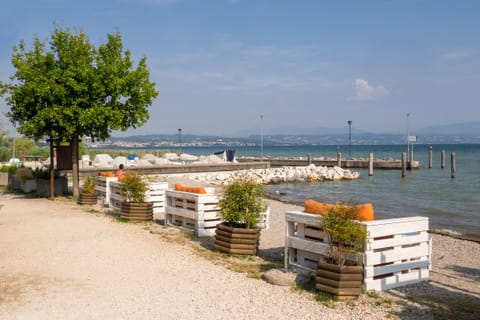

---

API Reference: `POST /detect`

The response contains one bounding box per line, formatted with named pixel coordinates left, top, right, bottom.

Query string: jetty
left=237, top=157, right=420, bottom=169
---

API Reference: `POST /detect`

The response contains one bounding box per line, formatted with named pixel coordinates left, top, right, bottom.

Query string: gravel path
left=1, top=192, right=479, bottom=319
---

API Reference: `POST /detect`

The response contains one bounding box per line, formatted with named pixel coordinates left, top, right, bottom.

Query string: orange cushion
left=304, top=199, right=374, bottom=221
left=175, top=183, right=207, bottom=194
left=99, top=171, right=115, bottom=177
left=355, top=203, right=374, bottom=221
left=304, top=199, right=334, bottom=215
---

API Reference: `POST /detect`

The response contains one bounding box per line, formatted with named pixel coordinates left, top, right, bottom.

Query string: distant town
left=86, top=132, right=480, bottom=149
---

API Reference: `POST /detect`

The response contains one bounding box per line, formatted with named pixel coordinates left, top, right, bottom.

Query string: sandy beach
left=1, top=190, right=479, bottom=320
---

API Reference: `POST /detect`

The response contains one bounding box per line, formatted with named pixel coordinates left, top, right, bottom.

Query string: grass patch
left=314, top=291, right=337, bottom=308
left=407, top=295, right=479, bottom=320
left=365, top=290, right=392, bottom=308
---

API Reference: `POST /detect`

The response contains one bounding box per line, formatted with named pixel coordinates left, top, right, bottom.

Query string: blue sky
left=1, top=0, right=479, bottom=137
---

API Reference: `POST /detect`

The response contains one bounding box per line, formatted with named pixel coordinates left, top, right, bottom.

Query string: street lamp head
left=347, top=120, right=352, bottom=126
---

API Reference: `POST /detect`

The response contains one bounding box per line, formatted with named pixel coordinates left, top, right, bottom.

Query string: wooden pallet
left=109, top=181, right=168, bottom=217
left=95, top=176, right=118, bottom=206
left=285, top=211, right=431, bottom=291
left=165, top=190, right=222, bottom=237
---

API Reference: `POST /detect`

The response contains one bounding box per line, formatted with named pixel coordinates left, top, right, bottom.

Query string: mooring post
left=307, top=153, right=312, bottom=165
left=428, top=145, right=433, bottom=169
left=368, top=153, right=374, bottom=176
left=402, top=152, right=407, bottom=178
left=451, top=153, right=456, bottom=178
left=441, top=150, right=446, bottom=169
left=337, top=152, right=342, bottom=167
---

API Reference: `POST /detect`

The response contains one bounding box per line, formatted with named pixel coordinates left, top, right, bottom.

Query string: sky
left=1, top=0, right=479, bottom=138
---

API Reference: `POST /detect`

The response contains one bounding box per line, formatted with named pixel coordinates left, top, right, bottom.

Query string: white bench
left=95, top=176, right=118, bottom=206
left=285, top=211, right=431, bottom=291
left=165, top=189, right=222, bottom=237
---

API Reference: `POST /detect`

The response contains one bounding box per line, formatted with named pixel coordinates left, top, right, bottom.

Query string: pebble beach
left=1, top=186, right=479, bottom=319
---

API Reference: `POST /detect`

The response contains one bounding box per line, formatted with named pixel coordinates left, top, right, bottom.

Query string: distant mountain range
left=109, top=122, right=480, bottom=146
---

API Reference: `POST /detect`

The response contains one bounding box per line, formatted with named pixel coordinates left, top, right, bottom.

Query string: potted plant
left=214, top=177, right=267, bottom=255
left=120, top=172, right=153, bottom=221
left=78, top=176, right=97, bottom=205
left=316, top=203, right=367, bottom=300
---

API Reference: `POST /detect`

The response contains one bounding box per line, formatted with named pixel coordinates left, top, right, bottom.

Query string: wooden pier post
left=368, top=153, right=374, bottom=176
left=428, top=146, right=432, bottom=169
left=337, top=152, right=342, bottom=167
left=451, top=153, right=456, bottom=178
left=441, top=150, right=446, bottom=169
left=401, top=152, right=407, bottom=178
left=307, top=153, right=312, bottom=165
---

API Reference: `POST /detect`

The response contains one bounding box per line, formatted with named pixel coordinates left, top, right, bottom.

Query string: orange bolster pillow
left=175, top=183, right=207, bottom=194
left=99, top=171, right=115, bottom=177
left=304, top=199, right=374, bottom=221
left=355, top=203, right=374, bottom=221
left=304, top=199, right=334, bottom=216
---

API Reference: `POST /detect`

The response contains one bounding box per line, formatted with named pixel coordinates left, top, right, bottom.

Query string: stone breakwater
left=168, top=164, right=360, bottom=186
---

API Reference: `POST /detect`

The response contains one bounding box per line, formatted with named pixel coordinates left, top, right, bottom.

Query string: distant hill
left=108, top=122, right=480, bottom=146
left=416, top=122, right=480, bottom=136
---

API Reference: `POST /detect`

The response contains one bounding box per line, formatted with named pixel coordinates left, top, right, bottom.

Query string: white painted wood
left=365, top=243, right=430, bottom=265
left=285, top=210, right=431, bottom=291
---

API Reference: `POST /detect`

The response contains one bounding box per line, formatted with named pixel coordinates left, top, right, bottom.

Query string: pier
left=237, top=157, right=420, bottom=169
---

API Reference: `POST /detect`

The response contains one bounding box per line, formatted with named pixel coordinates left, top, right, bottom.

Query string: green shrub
left=81, top=176, right=96, bottom=194
left=219, top=177, right=267, bottom=229
left=321, top=203, right=367, bottom=266
left=121, top=172, right=147, bottom=203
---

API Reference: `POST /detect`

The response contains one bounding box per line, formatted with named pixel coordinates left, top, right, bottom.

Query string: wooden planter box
left=214, top=223, right=260, bottom=255
left=78, top=193, right=97, bottom=205
left=285, top=211, right=431, bottom=291
left=120, top=202, right=153, bottom=221
left=165, top=189, right=221, bottom=237
left=316, top=261, right=363, bottom=300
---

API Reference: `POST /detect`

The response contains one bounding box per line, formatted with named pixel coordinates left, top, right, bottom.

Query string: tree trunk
left=49, top=135, right=54, bottom=201
left=71, top=136, right=79, bottom=198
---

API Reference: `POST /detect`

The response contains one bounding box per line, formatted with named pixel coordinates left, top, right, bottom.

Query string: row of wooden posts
left=329, top=146, right=456, bottom=178
left=401, top=147, right=456, bottom=178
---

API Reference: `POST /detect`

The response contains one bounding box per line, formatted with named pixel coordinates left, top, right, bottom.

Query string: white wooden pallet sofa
left=285, top=210, right=431, bottom=291
left=109, top=181, right=169, bottom=219
left=165, top=188, right=270, bottom=237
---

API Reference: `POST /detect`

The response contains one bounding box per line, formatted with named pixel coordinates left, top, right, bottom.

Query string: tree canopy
left=0, top=26, right=158, bottom=197
left=1, top=25, right=158, bottom=142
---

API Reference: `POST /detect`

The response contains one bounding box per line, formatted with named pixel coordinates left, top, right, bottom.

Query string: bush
left=321, top=203, right=367, bottom=267
left=81, top=176, right=96, bottom=194
left=121, top=172, right=147, bottom=203
left=219, top=177, right=267, bottom=229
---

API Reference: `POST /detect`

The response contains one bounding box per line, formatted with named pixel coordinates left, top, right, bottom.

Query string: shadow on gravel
left=387, top=279, right=480, bottom=320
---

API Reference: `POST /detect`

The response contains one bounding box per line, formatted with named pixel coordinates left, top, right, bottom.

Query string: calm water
left=162, top=144, right=480, bottom=239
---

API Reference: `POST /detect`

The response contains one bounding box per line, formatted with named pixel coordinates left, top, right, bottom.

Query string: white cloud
left=351, top=79, right=389, bottom=101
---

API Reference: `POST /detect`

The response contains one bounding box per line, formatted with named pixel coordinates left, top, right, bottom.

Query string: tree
left=0, top=26, right=158, bottom=197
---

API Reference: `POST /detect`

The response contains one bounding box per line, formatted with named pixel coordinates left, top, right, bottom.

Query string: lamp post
left=347, top=120, right=352, bottom=158
left=178, top=128, right=182, bottom=151
left=406, top=113, right=410, bottom=162
left=260, top=114, right=264, bottom=161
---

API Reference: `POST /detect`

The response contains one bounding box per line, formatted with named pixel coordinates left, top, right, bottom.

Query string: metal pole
left=260, top=115, right=264, bottom=161
left=178, top=128, right=182, bottom=151
left=347, top=120, right=352, bottom=158
left=441, top=150, right=445, bottom=169
left=406, top=113, right=410, bottom=162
